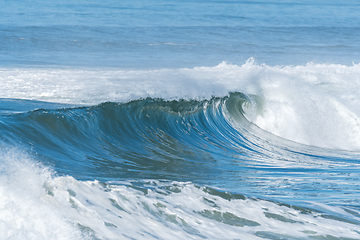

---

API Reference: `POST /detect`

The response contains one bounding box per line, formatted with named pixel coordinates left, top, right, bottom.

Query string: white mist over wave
left=1, top=59, right=360, bottom=150
left=1, top=148, right=360, bottom=240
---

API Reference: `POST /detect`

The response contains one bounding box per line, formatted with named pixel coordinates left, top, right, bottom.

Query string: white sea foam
left=0, top=148, right=360, bottom=240
left=1, top=59, right=360, bottom=150
left=0, top=149, right=84, bottom=240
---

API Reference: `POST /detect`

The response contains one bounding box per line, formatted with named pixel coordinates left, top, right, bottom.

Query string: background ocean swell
left=1, top=62, right=360, bottom=239
left=2, top=0, right=360, bottom=67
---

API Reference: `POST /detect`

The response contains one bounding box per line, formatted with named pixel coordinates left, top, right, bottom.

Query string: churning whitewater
left=1, top=61, right=360, bottom=239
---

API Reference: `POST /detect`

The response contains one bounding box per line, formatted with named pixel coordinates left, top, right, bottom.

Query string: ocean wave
left=2, top=59, right=360, bottom=150
left=1, top=95, right=360, bottom=205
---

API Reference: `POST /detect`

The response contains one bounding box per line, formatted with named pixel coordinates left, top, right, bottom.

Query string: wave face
left=1, top=62, right=360, bottom=239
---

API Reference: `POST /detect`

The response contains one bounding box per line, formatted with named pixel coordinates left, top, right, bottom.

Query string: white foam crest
left=0, top=148, right=85, bottom=240
left=2, top=59, right=360, bottom=150
left=241, top=61, right=360, bottom=150
left=1, top=148, right=360, bottom=239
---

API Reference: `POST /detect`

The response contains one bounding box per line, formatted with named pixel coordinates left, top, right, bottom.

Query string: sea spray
left=0, top=148, right=84, bottom=240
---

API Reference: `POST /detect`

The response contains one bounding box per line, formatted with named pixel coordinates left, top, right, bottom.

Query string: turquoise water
left=1, top=1, right=360, bottom=239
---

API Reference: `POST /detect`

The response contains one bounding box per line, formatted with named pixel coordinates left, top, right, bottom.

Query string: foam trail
left=1, top=148, right=360, bottom=240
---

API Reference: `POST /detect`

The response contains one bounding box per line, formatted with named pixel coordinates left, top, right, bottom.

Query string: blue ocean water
left=1, top=0, right=360, bottom=67
left=1, top=1, right=360, bottom=239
